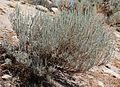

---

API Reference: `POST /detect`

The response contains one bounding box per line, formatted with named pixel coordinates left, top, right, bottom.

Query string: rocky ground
left=0, top=0, right=120, bottom=87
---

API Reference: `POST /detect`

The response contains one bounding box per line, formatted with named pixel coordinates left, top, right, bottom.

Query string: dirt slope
left=0, top=0, right=120, bottom=87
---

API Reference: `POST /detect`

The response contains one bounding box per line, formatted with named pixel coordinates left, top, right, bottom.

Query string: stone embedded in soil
left=2, top=74, right=12, bottom=80
left=97, top=80, right=104, bottom=87
left=51, top=7, right=60, bottom=13
left=36, top=5, right=49, bottom=12
left=102, top=67, right=120, bottom=79
left=7, top=3, right=15, bottom=8
left=4, top=83, right=11, bottom=87
left=0, top=4, right=4, bottom=11
left=116, top=28, right=120, bottom=32
left=0, top=84, right=2, bottom=87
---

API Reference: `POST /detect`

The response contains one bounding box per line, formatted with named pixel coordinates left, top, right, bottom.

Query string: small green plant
left=10, top=1, right=113, bottom=76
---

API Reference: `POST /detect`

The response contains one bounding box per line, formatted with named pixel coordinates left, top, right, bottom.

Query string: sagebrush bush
left=10, top=1, right=113, bottom=75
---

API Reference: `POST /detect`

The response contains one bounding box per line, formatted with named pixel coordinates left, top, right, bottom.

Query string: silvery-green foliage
left=10, top=2, right=113, bottom=74
left=108, top=11, right=120, bottom=25
left=0, top=40, right=15, bottom=52
left=5, top=58, right=12, bottom=65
